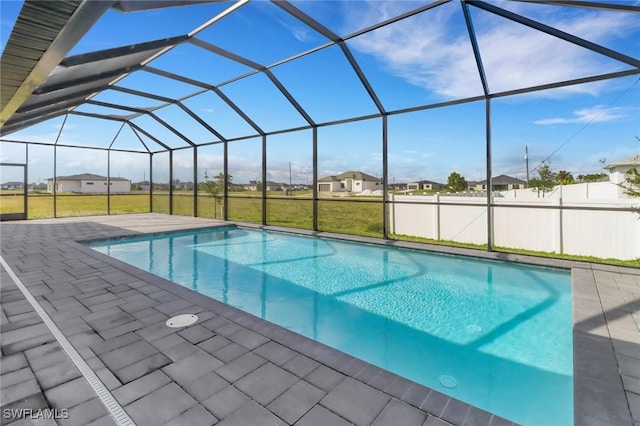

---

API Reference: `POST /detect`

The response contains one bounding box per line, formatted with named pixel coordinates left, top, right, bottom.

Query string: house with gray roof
left=473, top=175, right=527, bottom=192
left=407, top=180, right=444, bottom=191
left=604, top=155, right=639, bottom=185
left=47, top=173, right=130, bottom=193
left=318, top=171, right=382, bottom=193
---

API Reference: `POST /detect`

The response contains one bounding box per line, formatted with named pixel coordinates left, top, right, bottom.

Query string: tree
left=529, top=162, right=556, bottom=194
left=555, top=170, right=574, bottom=185
left=621, top=166, right=640, bottom=198
left=577, top=173, right=607, bottom=183
left=446, top=172, right=467, bottom=193
left=202, top=172, right=232, bottom=218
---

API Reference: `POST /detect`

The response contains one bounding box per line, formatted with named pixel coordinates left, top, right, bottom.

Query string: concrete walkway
left=1, top=213, right=638, bottom=426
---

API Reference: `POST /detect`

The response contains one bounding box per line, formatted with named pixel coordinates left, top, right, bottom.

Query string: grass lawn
left=1, top=190, right=637, bottom=267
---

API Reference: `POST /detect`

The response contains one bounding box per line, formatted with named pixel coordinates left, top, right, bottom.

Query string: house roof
left=1, top=181, right=24, bottom=186
left=47, top=173, right=129, bottom=181
left=603, top=155, right=640, bottom=170
left=335, top=171, right=381, bottom=181
left=409, top=180, right=442, bottom=185
left=476, top=174, right=526, bottom=185
left=318, top=175, right=339, bottom=183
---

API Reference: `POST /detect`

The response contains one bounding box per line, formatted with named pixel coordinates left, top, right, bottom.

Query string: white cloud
left=200, top=108, right=215, bottom=113
left=534, top=106, right=628, bottom=125
left=347, top=2, right=637, bottom=99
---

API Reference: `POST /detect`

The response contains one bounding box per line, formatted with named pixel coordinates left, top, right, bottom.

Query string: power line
left=531, top=76, right=640, bottom=173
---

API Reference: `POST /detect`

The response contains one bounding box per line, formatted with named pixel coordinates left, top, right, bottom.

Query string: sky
left=1, top=0, right=639, bottom=185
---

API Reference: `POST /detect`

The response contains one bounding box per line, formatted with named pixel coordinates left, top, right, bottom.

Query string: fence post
left=553, top=197, right=563, bottom=254
left=434, top=193, right=440, bottom=240
left=390, top=193, right=395, bottom=235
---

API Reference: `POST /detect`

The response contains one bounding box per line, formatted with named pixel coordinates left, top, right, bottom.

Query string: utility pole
left=525, top=145, right=530, bottom=187
left=289, top=162, right=292, bottom=187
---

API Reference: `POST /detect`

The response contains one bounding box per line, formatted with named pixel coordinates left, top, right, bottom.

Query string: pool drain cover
left=166, top=314, right=198, bottom=328
left=438, top=375, right=458, bottom=389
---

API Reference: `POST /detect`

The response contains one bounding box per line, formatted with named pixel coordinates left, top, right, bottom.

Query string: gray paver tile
left=90, top=332, right=140, bottom=355
left=163, top=404, right=218, bottom=426
left=197, top=335, right=231, bottom=355
left=150, top=333, right=186, bottom=351
left=126, top=382, right=198, bottom=426
left=441, top=399, right=471, bottom=426
left=267, top=379, right=325, bottom=424
left=320, top=377, right=390, bottom=426
left=114, top=352, right=172, bottom=384
left=136, top=322, right=177, bottom=342
left=420, top=390, right=450, bottom=417
left=282, top=354, right=320, bottom=378
left=162, top=340, right=199, bottom=362
left=235, top=362, right=299, bottom=405
left=296, top=405, right=353, bottom=426
left=216, top=400, right=285, bottom=426
left=462, top=406, right=494, bottom=426
left=0, top=353, right=28, bottom=374
left=215, top=351, right=267, bottom=383
left=305, top=364, right=346, bottom=392
left=44, top=377, right=94, bottom=409
left=95, top=368, right=122, bottom=390
left=178, top=324, right=215, bottom=344
left=201, top=386, right=250, bottom=420
left=228, top=328, right=269, bottom=350
left=424, top=415, right=455, bottom=426
left=1, top=367, right=34, bottom=388
left=181, top=370, right=229, bottom=402
left=112, top=370, right=172, bottom=406
left=57, top=397, right=108, bottom=426
left=372, top=399, right=427, bottom=426
left=154, top=299, right=193, bottom=315
left=162, top=349, right=224, bottom=384
left=213, top=342, right=248, bottom=363
left=99, top=340, right=159, bottom=371
left=0, top=378, right=40, bottom=406
left=33, top=360, right=82, bottom=390
left=254, top=341, right=297, bottom=366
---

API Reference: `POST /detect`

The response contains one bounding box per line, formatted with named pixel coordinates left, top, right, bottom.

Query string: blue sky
left=1, top=0, right=639, bottom=185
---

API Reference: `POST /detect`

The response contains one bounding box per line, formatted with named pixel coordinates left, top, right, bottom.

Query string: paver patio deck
left=1, top=213, right=638, bottom=426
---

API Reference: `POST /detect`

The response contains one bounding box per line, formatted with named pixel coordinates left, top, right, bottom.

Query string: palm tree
left=556, top=170, right=574, bottom=185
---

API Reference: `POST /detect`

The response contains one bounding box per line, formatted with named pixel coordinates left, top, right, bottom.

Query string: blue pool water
left=89, top=227, right=573, bottom=425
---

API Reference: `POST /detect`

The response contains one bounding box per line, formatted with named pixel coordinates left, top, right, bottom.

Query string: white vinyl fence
left=389, top=194, right=640, bottom=260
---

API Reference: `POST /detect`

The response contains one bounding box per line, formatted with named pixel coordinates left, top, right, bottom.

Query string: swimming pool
left=89, top=226, right=573, bottom=425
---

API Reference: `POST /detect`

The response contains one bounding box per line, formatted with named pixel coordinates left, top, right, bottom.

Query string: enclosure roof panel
left=1, top=0, right=639, bottom=145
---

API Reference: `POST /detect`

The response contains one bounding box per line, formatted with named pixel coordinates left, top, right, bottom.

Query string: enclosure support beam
left=223, top=140, right=228, bottom=221
left=193, top=146, right=198, bottom=217
left=485, top=99, right=493, bottom=252
left=262, top=135, right=267, bottom=225
left=382, top=115, right=389, bottom=239
left=312, top=127, right=318, bottom=231
left=24, top=145, right=29, bottom=219
left=149, top=153, right=153, bottom=213
left=169, top=150, right=174, bottom=215
left=107, top=151, right=111, bottom=215
left=52, top=114, right=68, bottom=219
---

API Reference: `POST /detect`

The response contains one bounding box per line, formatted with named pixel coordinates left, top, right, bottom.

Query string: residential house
left=318, top=171, right=382, bottom=193
left=388, top=183, right=408, bottom=190
left=604, top=155, right=639, bottom=185
left=473, top=175, right=527, bottom=191
left=407, top=180, right=444, bottom=191
left=47, top=173, right=130, bottom=193
left=1, top=182, right=24, bottom=190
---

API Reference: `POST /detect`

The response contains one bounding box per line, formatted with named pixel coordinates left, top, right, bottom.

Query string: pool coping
left=1, top=214, right=637, bottom=426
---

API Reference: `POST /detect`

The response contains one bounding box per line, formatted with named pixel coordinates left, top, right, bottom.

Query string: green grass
left=391, top=233, right=640, bottom=268
left=2, top=191, right=636, bottom=266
